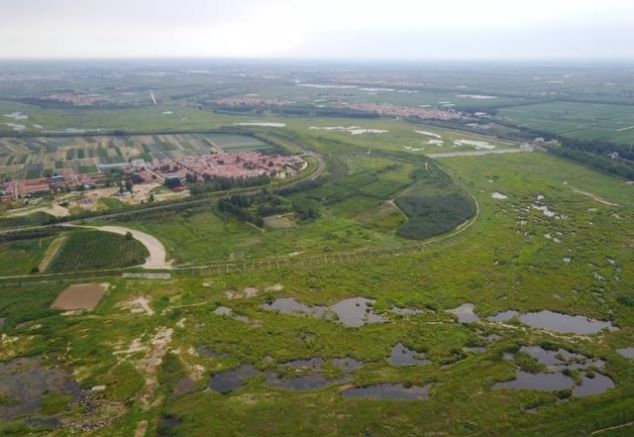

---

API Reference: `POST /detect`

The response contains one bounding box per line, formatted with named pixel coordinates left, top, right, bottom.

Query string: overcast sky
left=1, top=0, right=633, bottom=60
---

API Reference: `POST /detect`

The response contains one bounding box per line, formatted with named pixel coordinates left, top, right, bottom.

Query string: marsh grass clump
left=515, top=352, right=546, bottom=374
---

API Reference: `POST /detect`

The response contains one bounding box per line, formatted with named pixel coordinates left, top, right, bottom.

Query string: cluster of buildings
left=208, top=97, right=294, bottom=107
left=38, top=94, right=109, bottom=106
left=0, top=170, right=103, bottom=201
left=342, top=103, right=461, bottom=121
left=0, top=151, right=305, bottom=202
left=151, top=151, right=306, bottom=186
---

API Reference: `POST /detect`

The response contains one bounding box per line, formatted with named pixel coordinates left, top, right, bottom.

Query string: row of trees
left=188, top=175, right=271, bottom=195
left=217, top=191, right=321, bottom=227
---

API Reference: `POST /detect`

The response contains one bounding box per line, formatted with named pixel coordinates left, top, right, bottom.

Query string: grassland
left=2, top=63, right=634, bottom=436
left=0, top=150, right=633, bottom=435
left=0, top=236, right=53, bottom=275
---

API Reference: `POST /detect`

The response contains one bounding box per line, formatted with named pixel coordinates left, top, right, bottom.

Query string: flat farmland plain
left=499, top=101, right=634, bottom=145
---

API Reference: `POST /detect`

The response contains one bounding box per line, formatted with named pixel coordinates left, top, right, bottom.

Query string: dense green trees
left=395, top=193, right=476, bottom=240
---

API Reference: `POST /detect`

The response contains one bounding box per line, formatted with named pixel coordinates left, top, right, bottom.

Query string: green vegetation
left=47, top=230, right=148, bottom=272
left=2, top=62, right=634, bottom=436
left=395, top=191, right=475, bottom=239
left=500, top=102, right=634, bottom=145
left=0, top=236, right=52, bottom=275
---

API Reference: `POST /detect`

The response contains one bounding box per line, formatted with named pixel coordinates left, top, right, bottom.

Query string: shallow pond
left=261, top=298, right=327, bottom=317
left=209, top=365, right=259, bottom=394
left=518, top=310, right=617, bottom=335
left=487, top=310, right=519, bottom=322
left=448, top=303, right=479, bottom=323
left=0, top=356, right=82, bottom=421
left=494, top=370, right=574, bottom=391
left=263, top=296, right=387, bottom=326
left=617, top=347, right=634, bottom=359
left=331, top=297, right=386, bottom=327
left=573, top=373, right=615, bottom=397
left=496, top=347, right=614, bottom=397
left=389, top=343, right=429, bottom=366
left=266, top=373, right=335, bottom=390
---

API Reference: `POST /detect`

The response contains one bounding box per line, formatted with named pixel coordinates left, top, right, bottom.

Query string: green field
left=499, top=101, right=634, bottom=145
left=46, top=230, right=149, bottom=272
left=0, top=236, right=52, bottom=275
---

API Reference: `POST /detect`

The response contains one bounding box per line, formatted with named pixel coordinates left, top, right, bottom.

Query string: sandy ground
left=137, top=327, right=173, bottom=409
left=225, top=287, right=261, bottom=299
left=64, top=225, right=170, bottom=269
left=38, top=235, right=66, bottom=272
left=134, top=420, right=148, bottom=437
left=263, top=215, right=296, bottom=229
left=123, top=183, right=162, bottom=205
left=50, top=283, right=110, bottom=311
left=6, top=203, right=70, bottom=218
left=121, top=296, right=155, bottom=315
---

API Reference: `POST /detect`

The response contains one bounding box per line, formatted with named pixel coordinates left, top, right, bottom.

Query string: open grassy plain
left=1, top=62, right=634, bottom=436
left=1, top=147, right=633, bottom=436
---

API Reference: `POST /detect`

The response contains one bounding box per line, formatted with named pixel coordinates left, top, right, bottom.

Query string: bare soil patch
left=263, top=214, right=297, bottom=229
left=120, top=295, right=155, bottom=315
left=51, top=283, right=110, bottom=311
left=38, top=235, right=66, bottom=272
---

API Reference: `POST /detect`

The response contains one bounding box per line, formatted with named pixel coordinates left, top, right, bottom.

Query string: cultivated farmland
left=46, top=230, right=149, bottom=272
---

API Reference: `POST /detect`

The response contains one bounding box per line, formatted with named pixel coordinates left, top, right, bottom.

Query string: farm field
left=0, top=101, right=244, bottom=136
left=46, top=230, right=149, bottom=273
left=0, top=133, right=275, bottom=179
left=499, top=101, right=634, bottom=145
left=0, top=229, right=150, bottom=276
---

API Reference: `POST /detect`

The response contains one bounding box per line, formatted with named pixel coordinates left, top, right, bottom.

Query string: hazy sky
left=1, top=0, right=633, bottom=60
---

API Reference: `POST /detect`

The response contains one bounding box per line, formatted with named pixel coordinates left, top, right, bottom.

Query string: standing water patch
left=448, top=303, right=479, bottom=324
left=518, top=311, right=617, bottom=335
left=209, top=365, right=259, bottom=394
left=331, top=297, right=387, bottom=327
left=388, top=343, right=429, bottom=366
